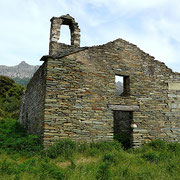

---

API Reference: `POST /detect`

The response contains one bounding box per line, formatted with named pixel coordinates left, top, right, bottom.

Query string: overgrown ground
left=0, top=118, right=180, bottom=180
left=0, top=76, right=179, bottom=179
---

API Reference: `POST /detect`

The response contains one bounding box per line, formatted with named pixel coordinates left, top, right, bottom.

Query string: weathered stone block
left=168, top=82, right=180, bottom=90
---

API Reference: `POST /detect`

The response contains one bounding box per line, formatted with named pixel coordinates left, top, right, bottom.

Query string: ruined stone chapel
left=20, top=14, right=180, bottom=147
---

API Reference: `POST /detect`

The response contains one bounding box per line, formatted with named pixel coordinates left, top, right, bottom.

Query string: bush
left=0, top=75, right=25, bottom=119
left=0, top=76, right=15, bottom=97
left=0, top=118, right=42, bottom=155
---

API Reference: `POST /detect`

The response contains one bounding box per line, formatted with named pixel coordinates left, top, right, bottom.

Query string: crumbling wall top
left=49, top=14, right=80, bottom=47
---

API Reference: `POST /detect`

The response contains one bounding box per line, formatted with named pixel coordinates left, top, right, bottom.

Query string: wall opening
left=113, top=110, right=133, bottom=148
left=58, top=25, right=71, bottom=44
left=115, top=75, right=130, bottom=96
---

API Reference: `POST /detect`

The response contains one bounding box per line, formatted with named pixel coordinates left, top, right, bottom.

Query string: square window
left=115, top=75, right=130, bottom=96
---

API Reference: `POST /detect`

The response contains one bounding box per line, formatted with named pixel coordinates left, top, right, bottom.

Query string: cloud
left=87, top=0, right=169, bottom=16
left=0, top=0, right=179, bottom=72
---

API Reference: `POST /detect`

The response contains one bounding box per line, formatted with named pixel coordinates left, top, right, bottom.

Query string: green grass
left=0, top=118, right=180, bottom=180
left=0, top=118, right=43, bottom=155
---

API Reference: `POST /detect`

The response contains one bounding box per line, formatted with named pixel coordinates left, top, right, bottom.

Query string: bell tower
left=49, top=14, right=81, bottom=56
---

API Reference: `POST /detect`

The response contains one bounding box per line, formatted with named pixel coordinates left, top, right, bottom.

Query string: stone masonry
left=19, top=14, right=180, bottom=147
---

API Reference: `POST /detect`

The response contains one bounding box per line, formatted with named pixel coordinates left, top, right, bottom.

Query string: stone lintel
left=168, top=82, right=180, bottom=90
left=108, top=104, right=139, bottom=111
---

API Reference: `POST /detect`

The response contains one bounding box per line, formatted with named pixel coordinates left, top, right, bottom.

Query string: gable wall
left=43, top=39, right=180, bottom=147
left=166, top=73, right=180, bottom=142
left=43, top=55, right=114, bottom=146
left=19, top=62, right=47, bottom=136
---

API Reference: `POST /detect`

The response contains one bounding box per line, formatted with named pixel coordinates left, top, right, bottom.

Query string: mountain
left=0, top=61, right=39, bottom=79
left=116, top=81, right=123, bottom=95
left=0, top=61, right=39, bottom=86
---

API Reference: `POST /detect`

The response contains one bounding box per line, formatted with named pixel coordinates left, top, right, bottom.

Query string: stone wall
left=49, top=14, right=81, bottom=57
left=165, top=73, right=180, bottom=142
left=19, top=62, right=47, bottom=135
left=20, top=14, right=180, bottom=147
left=42, top=38, right=180, bottom=147
left=49, top=42, right=85, bottom=57
left=43, top=55, right=114, bottom=147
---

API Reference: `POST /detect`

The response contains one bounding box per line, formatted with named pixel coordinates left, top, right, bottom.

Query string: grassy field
left=0, top=118, right=180, bottom=180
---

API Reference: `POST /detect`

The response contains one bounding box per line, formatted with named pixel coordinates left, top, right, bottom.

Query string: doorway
left=113, top=110, right=133, bottom=148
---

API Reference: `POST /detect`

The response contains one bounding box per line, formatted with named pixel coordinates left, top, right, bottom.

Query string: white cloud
left=0, top=0, right=179, bottom=72
left=88, top=0, right=169, bottom=15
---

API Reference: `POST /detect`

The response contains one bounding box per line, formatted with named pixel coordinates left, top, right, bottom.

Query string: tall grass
left=0, top=118, right=180, bottom=179
left=0, top=118, right=43, bottom=155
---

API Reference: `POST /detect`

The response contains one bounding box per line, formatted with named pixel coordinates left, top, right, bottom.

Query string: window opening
left=57, top=25, right=71, bottom=45
left=115, top=75, right=129, bottom=96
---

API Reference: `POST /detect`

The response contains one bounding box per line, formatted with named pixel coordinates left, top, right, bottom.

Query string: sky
left=0, top=0, right=180, bottom=73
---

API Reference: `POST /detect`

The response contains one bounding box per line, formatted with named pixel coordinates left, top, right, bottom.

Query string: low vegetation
left=0, top=118, right=180, bottom=180
left=0, top=75, right=179, bottom=179
left=0, top=75, right=25, bottom=119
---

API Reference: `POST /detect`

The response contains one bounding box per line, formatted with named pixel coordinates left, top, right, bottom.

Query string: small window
left=115, top=75, right=130, bottom=96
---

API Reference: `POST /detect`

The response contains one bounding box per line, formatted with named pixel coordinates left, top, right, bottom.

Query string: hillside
left=0, top=75, right=25, bottom=118
left=0, top=61, right=39, bottom=86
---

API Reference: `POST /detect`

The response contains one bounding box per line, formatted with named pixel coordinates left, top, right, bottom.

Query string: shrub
left=0, top=118, right=42, bottom=155
left=0, top=108, right=6, bottom=118
left=0, top=76, right=15, bottom=97
left=0, top=75, right=25, bottom=119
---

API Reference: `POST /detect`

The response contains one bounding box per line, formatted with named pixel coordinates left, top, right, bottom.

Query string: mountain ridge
left=0, top=61, right=39, bottom=79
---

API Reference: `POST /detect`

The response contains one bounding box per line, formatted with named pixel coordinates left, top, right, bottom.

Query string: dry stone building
left=19, top=14, right=180, bottom=147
